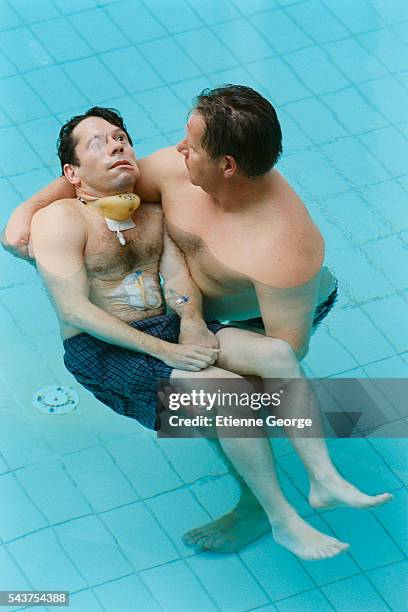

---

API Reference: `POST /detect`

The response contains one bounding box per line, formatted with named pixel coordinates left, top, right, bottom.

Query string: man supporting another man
left=2, top=88, right=391, bottom=557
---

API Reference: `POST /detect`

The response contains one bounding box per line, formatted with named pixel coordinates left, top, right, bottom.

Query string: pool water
left=0, top=0, right=407, bottom=610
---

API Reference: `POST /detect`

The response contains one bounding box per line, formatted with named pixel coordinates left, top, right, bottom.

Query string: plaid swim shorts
left=63, top=313, right=228, bottom=430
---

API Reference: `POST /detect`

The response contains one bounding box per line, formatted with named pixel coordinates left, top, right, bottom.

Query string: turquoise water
left=0, top=0, right=407, bottom=610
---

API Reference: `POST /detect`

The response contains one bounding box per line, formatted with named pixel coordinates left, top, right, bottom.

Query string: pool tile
left=0, top=407, right=54, bottom=470
left=372, top=487, right=408, bottom=554
left=363, top=295, right=408, bottom=353
left=105, top=1, right=166, bottom=44
left=187, top=0, right=240, bottom=25
left=0, top=472, right=47, bottom=541
left=300, top=329, right=359, bottom=376
left=16, top=459, right=92, bottom=524
left=101, top=502, right=179, bottom=570
left=0, top=3, right=22, bottom=30
left=0, top=50, right=17, bottom=79
left=0, top=546, right=31, bottom=590
left=176, top=29, right=238, bottom=74
left=19, top=116, right=61, bottom=167
left=68, top=10, right=126, bottom=54
left=55, top=515, right=133, bottom=585
left=285, top=46, right=350, bottom=95
left=375, top=0, right=408, bottom=24
left=370, top=439, right=408, bottom=485
left=64, top=57, right=127, bottom=105
left=359, top=29, right=408, bottom=73
left=288, top=0, right=349, bottom=43
left=324, top=38, right=388, bottom=83
left=102, top=47, right=162, bottom=93
left=172, top=76, right=214, bottom=106
left=323, top=192, right=388, bottom=244
left=368, top=559, right=408, bottom=610
left=0, top=302, right=25, bottom=345
left=240, top=537, right=314, bottom=601
left=324, top=138, right=389, bottom=187
left=359, top=77, right=408, bottom=125
left=106, top=433, right=183, bottom=497
left=364, top=356, right=408, bottom=378
left=360, top=181, right=408, bottom=233
left=363, top=236, right=408, bottom=290
left=157, top=436, right=226, bottom=482
left=191, top=474, right=239, bottom=519
left=321, top=0, right=384, bottom=33
left=136, top=87, right=187, bottom=132
left=0, top=28, right=52, bottom=72
left=13, top=0, right=59, bottom=22
left=1, top=284, right=58, bottom=337
left=140, top=37, right=201, bottom=82
left=213, top=19, right=273, bottom=62
left=0, top=77, right=48, bottom=124
left=31, top=18, right=93, bottom=63
left=67, top=589, right=103, bottom=612
left=147, top=0, right=204, bottom=32
left=26, top=66, right=88, bottom=113
left=327, top=308, right=395, bottom=364
left=231, top=0, right=278, bottom=14
left=141, top=559, right=218, bottom=611
left=53, top=0, right=99, bottom=12
left=281, top=150, right=349, bottom=200
left=323, top=507, right=404, bottom=570
left=323, top=87, right=388, bottom=135
left=250, top=9, right=313, bottom=54
left=94, top=574, right=160, bottom=612
left=7, top=528, right=87, bottom=591
left=286, top=98, right=347, bottom=144
left=188, top=552, right=269, bottom=610
left=275, top=588, right=331, bottom=611
left=62, top=445, right=138, bottom=512
left=322, top=573, right=389, bottom=611
left=278, top=110, right=311, bottom=152
left=247, top=57, right=310, bottom=105
left=328, top=248, right=394, bottom=302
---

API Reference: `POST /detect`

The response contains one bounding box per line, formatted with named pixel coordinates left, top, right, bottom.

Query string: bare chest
left=83, top=205, right=163, bottom=278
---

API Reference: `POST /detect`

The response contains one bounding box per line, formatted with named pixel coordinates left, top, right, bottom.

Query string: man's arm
left=160, top=227, right=219, bottom=349
left=255, top=275, right=320, bottom=360
left=2, top=176, right=75, bottom=261
left=31, top=202, right=218, bottom=371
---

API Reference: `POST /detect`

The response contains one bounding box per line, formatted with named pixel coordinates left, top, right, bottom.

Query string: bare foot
left=182, top=504, right=270, bottom=553
left=272, top=513, right=349, bottom=560
left=309, top=474, right=393, bottom=510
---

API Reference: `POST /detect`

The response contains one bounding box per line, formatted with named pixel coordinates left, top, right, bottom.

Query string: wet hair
left=193, top=85, right=282, bottom=178
left=57, top=106, right=133, bottom=172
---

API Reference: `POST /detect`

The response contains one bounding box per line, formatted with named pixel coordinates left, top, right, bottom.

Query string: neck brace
left=79, top=193, right=141, bottom=245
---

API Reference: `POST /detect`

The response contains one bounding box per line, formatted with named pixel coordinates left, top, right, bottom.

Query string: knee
left=262, top=338, right=300, bottom=376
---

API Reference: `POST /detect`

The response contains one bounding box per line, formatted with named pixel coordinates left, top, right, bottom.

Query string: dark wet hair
left=57, top=107, right=133, bottom=172
left=193, top=85, right=282, bottom=178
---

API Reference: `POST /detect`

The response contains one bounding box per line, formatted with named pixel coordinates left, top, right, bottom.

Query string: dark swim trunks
left=241, top=285, right=338, bottom=331
left=63, top=313, right=227, bottom=431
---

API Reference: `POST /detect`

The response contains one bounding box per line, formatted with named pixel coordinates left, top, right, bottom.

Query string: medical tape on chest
left=108, top=270, right=163, bottom=310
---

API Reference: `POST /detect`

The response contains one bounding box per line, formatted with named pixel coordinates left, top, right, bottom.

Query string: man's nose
left=108, top=138, right=124, bottom=155
left=176, top=139, right=188, bottom=155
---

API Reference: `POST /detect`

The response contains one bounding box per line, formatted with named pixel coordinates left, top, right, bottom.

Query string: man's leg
left=216, top=328, right=392, bottom=508
left=171, top=365, right=349, bottom=560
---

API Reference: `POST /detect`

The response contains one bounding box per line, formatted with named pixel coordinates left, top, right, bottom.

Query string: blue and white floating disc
left=33, top=386, right=79, bottom=415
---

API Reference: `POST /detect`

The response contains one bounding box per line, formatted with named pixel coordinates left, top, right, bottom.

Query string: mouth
left=110, top=160, right=134, bottom=170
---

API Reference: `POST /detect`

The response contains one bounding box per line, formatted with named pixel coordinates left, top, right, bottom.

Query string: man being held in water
left=2, top=89, right=390, bottom=556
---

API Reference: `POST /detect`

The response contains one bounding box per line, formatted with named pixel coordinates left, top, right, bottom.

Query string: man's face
left=176, top=112, right=217, bottom=189
left=65, top=117, right=140, bottom=196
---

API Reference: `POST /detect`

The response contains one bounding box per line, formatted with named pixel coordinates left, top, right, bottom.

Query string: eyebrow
left=84, top=128, right=127, bottom=149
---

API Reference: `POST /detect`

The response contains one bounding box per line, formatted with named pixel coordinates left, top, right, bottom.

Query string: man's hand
left=179, top=318, right=219, bottom=349
left=161, top=342, right=220, bottom=371
left=1, top=206, right=35, bottom=262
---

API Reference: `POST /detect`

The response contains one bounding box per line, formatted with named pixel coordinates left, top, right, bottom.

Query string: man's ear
left=63, top=163, right=80, bottom=185
left=222, top=155, right=238, bottom=178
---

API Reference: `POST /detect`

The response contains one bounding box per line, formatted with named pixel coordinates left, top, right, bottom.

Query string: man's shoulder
left=139, top=146, right=185, bottom=178
left=32, top=199, right=86, bottom=236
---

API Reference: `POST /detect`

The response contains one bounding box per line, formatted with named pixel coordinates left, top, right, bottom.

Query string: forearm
left=61, top=297, right=168, bottom=359
left=22, top=176, right=75, bottom=213
left=164, top=272, right=203, bottom=321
